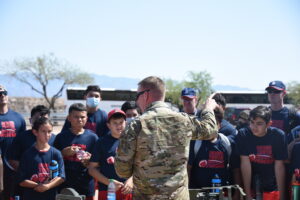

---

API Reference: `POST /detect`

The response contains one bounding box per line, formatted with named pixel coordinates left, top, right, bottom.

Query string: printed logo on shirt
left=64, top=144, right=87, bottom=162
left=85, top=122, right=97, bottom=133
left=271, top=120, right=284, bottom=131
left=198, top=151, right=225, bottom=168
left=30, top=163, right=50, bottom=183
left=0, top=121, right=16, bottom=137
left=249, top=145, right=274, bottom=164
left=107, top=156, right=115, bottom=164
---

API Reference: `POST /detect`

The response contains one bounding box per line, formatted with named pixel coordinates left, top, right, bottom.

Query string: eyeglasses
left=135, top=89, right=150, bottom=101
left=0, top=91, right=7, bottom=96
left=267, top=90, right=282, bottom=94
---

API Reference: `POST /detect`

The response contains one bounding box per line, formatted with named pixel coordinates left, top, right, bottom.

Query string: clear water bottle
left=14, top=196, right=20, bottom=200
left=107, top=179, right=116, bottom=200
left=211, top=174, right=221, bottom=193
left=49, top=160, right=59, bottom=180
left=76, top=149, right=88, bottom=160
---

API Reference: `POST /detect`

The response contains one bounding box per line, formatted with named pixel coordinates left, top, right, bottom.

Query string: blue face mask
left=86, top=97, right=100, bottom=108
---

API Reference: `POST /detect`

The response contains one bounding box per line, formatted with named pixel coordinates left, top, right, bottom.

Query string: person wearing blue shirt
left=266, top=81, right=300, bottom=138
left=61, top=85, right=109, bottom=138
left=18, top=117, right=65, bottom=200
left=9, top=105, right=56, bottom=171
left=89, top=109, right=133, bottom=200
left=236, top=106, right=287, bottom=200
left=0, top=85, right=26, bottom=200
left=188, top=107, right=232, bottom=189
left=54, top=103, right=98, bottom=200
left=290, top=142, right=300, bottom=184
left=0, top=148, right=3, bottom=193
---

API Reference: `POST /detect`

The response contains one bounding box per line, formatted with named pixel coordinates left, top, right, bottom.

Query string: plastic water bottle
left=49, top=160, right=59, bottom=180
left=14, top=196, right=20, bottom=200
left=76, top=149, right=87, bottom=160
left=211, top=174, right=221, bottom=193
left=292, top=182, right=300, bottom=200
left=107, top=179, right=116, bottom=200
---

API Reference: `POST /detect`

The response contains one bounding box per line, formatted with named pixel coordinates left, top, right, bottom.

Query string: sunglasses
left=267, top=90, right=282, bottom=94
left=135, top=89, right=150, bottom=101
left=0, top=91, right=8, bottom=96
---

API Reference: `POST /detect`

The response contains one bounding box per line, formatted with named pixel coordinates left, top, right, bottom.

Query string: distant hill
left=0, top=74, right=251, bottom=97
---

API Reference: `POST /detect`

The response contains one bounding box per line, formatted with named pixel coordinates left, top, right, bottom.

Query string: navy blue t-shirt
left=0, top=109, right=26, bottom=169
left=236, top=127, right=287, bottom=192
left=290, top=142, right=300, bottom=182
left=188, top=135, right=231, bottom=188
left=18, top=146, right=65, bottom=200
left=9, top=129, right=56, bottom=161
left=54, top=129, right=98, bottom=196
left=61, top=109, right=109, bottom=138
left=271, top=107, right=300, bottom=135
left=286, top=125, right=300, bottom=145
left=90, top=133, right=126, bottom=191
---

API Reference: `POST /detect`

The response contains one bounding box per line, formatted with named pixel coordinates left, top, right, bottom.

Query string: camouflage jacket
left=115, top=101, right=218, bottom=200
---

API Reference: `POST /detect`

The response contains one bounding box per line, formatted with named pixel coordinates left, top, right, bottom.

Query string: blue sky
left=0, top=0, right=299, bottom=90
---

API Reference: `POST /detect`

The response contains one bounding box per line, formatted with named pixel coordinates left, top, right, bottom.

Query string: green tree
left=3, top=54, right=94, bottom=110
left=183, top=70, right=214, bottom=107
left=164, top=78, right=184, bottom=109
left=287, top=81, right=300, bottom=107
left=164, top=70, right=214, bottom=110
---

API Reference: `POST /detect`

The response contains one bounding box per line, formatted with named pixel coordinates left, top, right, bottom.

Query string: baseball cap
left=265, top=81, right=286, bottom=91
left=181, top=88, right=196, bottom=100
left=107, top=108, right=126, bottom=121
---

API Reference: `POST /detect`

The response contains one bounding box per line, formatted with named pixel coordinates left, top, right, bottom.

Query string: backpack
left=193, top=133, right=232, bottom=159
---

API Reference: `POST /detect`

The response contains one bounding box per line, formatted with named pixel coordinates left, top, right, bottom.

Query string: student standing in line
left=62, top=85, right=109, bottom=138
left=55, top=103, right=98, bottom=200
left=9, top=105, right=56, bottom=171
left=89, top=109, right=132, bottom=200
left=18, top=117, right=65, bottom=200
left=0, top=85, right=26, bottom=200
left=236, top=106, right=287, bottom=200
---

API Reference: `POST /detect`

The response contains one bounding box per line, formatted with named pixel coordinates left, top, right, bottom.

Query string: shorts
left=98, top=189, right=132, bottom=200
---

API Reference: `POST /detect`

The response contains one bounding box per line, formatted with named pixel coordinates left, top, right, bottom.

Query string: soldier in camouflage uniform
left=115, top=76, right=218, bottom=200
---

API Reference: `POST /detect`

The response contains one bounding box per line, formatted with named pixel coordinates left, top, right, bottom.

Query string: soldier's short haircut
left=68, top=103, right=87, bottom=114
left=250, top=106, right=272, bottom=123
left=213, top=93, right=226, bottom=108
left=31, top=105, right=50, bottom=117
left=138, top=76, right=165, bottom=99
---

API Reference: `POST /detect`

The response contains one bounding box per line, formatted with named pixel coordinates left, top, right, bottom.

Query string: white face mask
left=86, top=97, right=100, bottom=108
left=126, top=117, right=135, bottom=124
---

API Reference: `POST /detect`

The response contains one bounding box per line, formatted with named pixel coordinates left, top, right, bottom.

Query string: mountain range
left=0, top=74, right=251, bottom=97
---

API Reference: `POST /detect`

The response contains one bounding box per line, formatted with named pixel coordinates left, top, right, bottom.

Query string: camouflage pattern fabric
left=115, top=101, right=218, bottom=200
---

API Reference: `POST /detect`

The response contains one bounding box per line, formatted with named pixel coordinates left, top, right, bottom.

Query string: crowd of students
left=0, top=85, right=138, bottom=200
left=182, top=80, right=300, bottom=200
left=0, top=80, right=300, bottom=200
